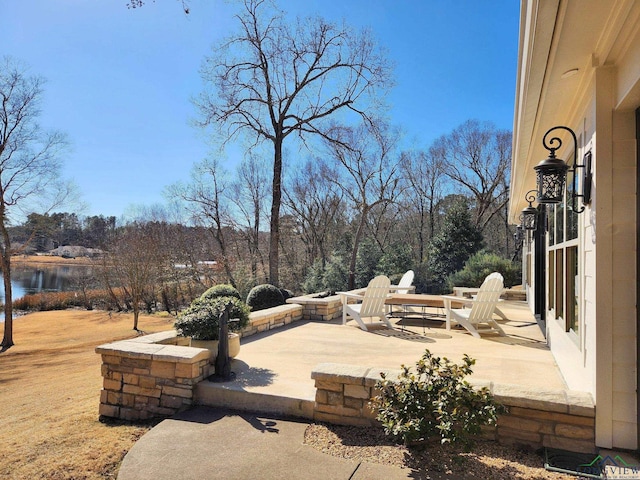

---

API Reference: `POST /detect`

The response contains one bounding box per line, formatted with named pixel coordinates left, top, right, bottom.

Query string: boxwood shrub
left=246, top=284, right=285, bottom=311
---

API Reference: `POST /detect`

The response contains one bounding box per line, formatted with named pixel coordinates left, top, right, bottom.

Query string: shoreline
left=11, top=254, right=95, bottom=267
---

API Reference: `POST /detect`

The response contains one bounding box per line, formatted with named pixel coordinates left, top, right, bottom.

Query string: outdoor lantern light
left=534, top=125, right=591, bottom=212
left=519, top=190, right=538, bottom=231
left=534, top=126, right=572, bottom=204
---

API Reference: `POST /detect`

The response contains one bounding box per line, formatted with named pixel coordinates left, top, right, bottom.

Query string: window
left=566, top=246, right=579, bottom=334
left=547, top=144, right=581, bottom=343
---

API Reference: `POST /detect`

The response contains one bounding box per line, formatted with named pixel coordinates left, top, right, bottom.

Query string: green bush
left=355, top=238, right=382, bottom=288
left=246, top=284, right=285, bottom=311
left=427, top=198, right=484, bottom=293
left=375, top=243, right=413, bottom=280
left=447, top=251, right=522, bottom=289
left=200, top=284, right=241, bottom=301
left=302, top=255, right=348, bottom=294
left=279, top=288, right=294, bottom=301
left=174, top=296, right=250, bottom=341
left=372, top=349, right=505, bottom=446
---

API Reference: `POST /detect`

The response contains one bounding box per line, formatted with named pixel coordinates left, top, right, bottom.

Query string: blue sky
left=1, top=0, right=519, bottom=220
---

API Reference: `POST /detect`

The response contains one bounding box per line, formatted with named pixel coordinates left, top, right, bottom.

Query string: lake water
left=0, top=265, right=93, bottom=302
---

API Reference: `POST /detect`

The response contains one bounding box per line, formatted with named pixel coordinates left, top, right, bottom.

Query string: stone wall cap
left=96, top=341, right=165, bottom=358
left=492, top=383, right=594, bottom=414
left=121, top=330, right=178, bottom=344
left=468, top=378, right=494, bottom=391
left=364, top=367, right=403, bottom=386
left=311, top=363, right=370, bottom=384
left=153, top=345, right=210, bottom=363
left=96, top=339, right=210, bottom=363
left=288, top=295, right=342, bottom=305
left=249, top=304, right=303, bottom=318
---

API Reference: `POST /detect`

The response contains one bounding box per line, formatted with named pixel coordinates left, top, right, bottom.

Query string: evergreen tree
left=428, top=199, right=484, bottom=292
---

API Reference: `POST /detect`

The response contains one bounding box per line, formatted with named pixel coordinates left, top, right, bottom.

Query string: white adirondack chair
left=442, top=272, right=506, bottom=338
left=395, top=270, right=415, bottom=294
left=339, top=275, right=393, bottom=331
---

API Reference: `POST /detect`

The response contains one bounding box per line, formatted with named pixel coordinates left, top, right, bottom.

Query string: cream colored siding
left=609, top=109, right=637, bottom=449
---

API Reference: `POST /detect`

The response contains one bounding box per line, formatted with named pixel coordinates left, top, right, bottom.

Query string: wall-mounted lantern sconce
left=573, top=150, right=592, bottom=213
left=533, top=125, right=591, bottom=213
left=519, top=189, right=539, bottom=231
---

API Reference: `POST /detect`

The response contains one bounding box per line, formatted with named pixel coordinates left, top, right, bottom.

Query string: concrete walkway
left=118, top=407, right=413, bottom=480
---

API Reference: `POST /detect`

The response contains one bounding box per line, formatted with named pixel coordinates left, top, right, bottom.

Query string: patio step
left=195, top=380, right=315, bottom=420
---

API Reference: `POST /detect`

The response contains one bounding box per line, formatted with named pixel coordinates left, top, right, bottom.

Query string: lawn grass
left=0, top=309, right=174, bottom=479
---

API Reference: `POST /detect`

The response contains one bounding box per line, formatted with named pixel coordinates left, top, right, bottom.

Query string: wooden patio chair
left=442, top=272, right=507, bottom=338
left=338, top=275, right=393, bottom=331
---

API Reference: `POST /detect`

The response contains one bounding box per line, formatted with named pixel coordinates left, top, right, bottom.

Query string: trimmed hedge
left=246, top=284, right=285, bottom=311
left=200, top=284, right=241, bottom=301
left=174, top=296, right=250, bottom=341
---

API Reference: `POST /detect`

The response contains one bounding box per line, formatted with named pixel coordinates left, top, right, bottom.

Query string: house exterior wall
left=608, top=108, right=636, bottom=448
left=511, top=0, right=640, bottom=450
left=543, top=66, right=637, bottom=451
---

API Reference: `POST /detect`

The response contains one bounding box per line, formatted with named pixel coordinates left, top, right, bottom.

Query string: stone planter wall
left=97, top=304, right=304, bottom=421
left=96, top=331, right=212, bottom=422
left=287, top=294, right=343, bottom=321
left=311, top=363, right=596, bottom=454
left=242, top=304, right=303, bottom=338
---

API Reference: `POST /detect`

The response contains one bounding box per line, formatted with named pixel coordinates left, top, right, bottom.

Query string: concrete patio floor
left=196, top=300, right=569, bottom=411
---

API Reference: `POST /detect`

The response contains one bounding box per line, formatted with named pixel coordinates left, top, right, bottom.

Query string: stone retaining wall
left=97, top=304, right=304, bottom=421
left=287, top=294, right=342, bottom=321
left=242, top=304, right=303, bottom=337
left=96, top=331, right=212, bottom=421
left=311, top=363, right=596, bottom=453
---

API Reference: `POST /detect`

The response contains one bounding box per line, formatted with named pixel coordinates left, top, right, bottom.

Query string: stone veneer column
left=96, top=332, right=212, bottom=421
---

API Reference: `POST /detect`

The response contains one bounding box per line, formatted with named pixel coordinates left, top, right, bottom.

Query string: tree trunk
left=269, top=138, right=283, bottom=286
left=0, top=251, right=13, bottom=349
left=348, top=211, right=368, bottom=290
left=0, top=211, right=13, bottom=349
left=132, top=289, right=140, bottom=331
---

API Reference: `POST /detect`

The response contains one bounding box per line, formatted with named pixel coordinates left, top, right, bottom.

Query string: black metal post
left=214, top=307, right=232, bottom=379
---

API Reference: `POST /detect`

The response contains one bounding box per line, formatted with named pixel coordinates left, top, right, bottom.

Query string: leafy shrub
left=174, top=296, right=250, bottom=341
left=200, top=284, right=241, bottom=301
left=302, top=255, right=348, bottom=294
left=246, top=284, right=285, bottom=311
left=279, top=288, right=294, bottom=301
left=13, top=289, right=121, bottom=311
left=427, top=198, right=484, bottom=293
left=447, top=251, right=522, bottom=289
left=375, top=243, right=413, bottom=280
left=372, top=349, right=505, bottom=446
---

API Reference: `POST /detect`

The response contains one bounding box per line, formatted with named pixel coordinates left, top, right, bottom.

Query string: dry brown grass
left=0, top=309, right=175, bottom=480
left=12, top=254, right=94, bottom=267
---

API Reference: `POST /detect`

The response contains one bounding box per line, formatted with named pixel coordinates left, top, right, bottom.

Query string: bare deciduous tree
left=400, top=146, right=447, bottom=262
left=283, top=158, right=345, bottom=270
left=168, top=158, right=238, bottom=286
left=126, top=0, right=190, bottom=14
left=0, top=57, right=75, bottom=350
left=324, top=120, right=401, bottom=289
left=230, top=155, right=270, bottom=284
left=437, top=119, right=511, bottom=231
left=195, top=0, right=392, bottom=286
left=107, top=222, right=166, bottom=330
